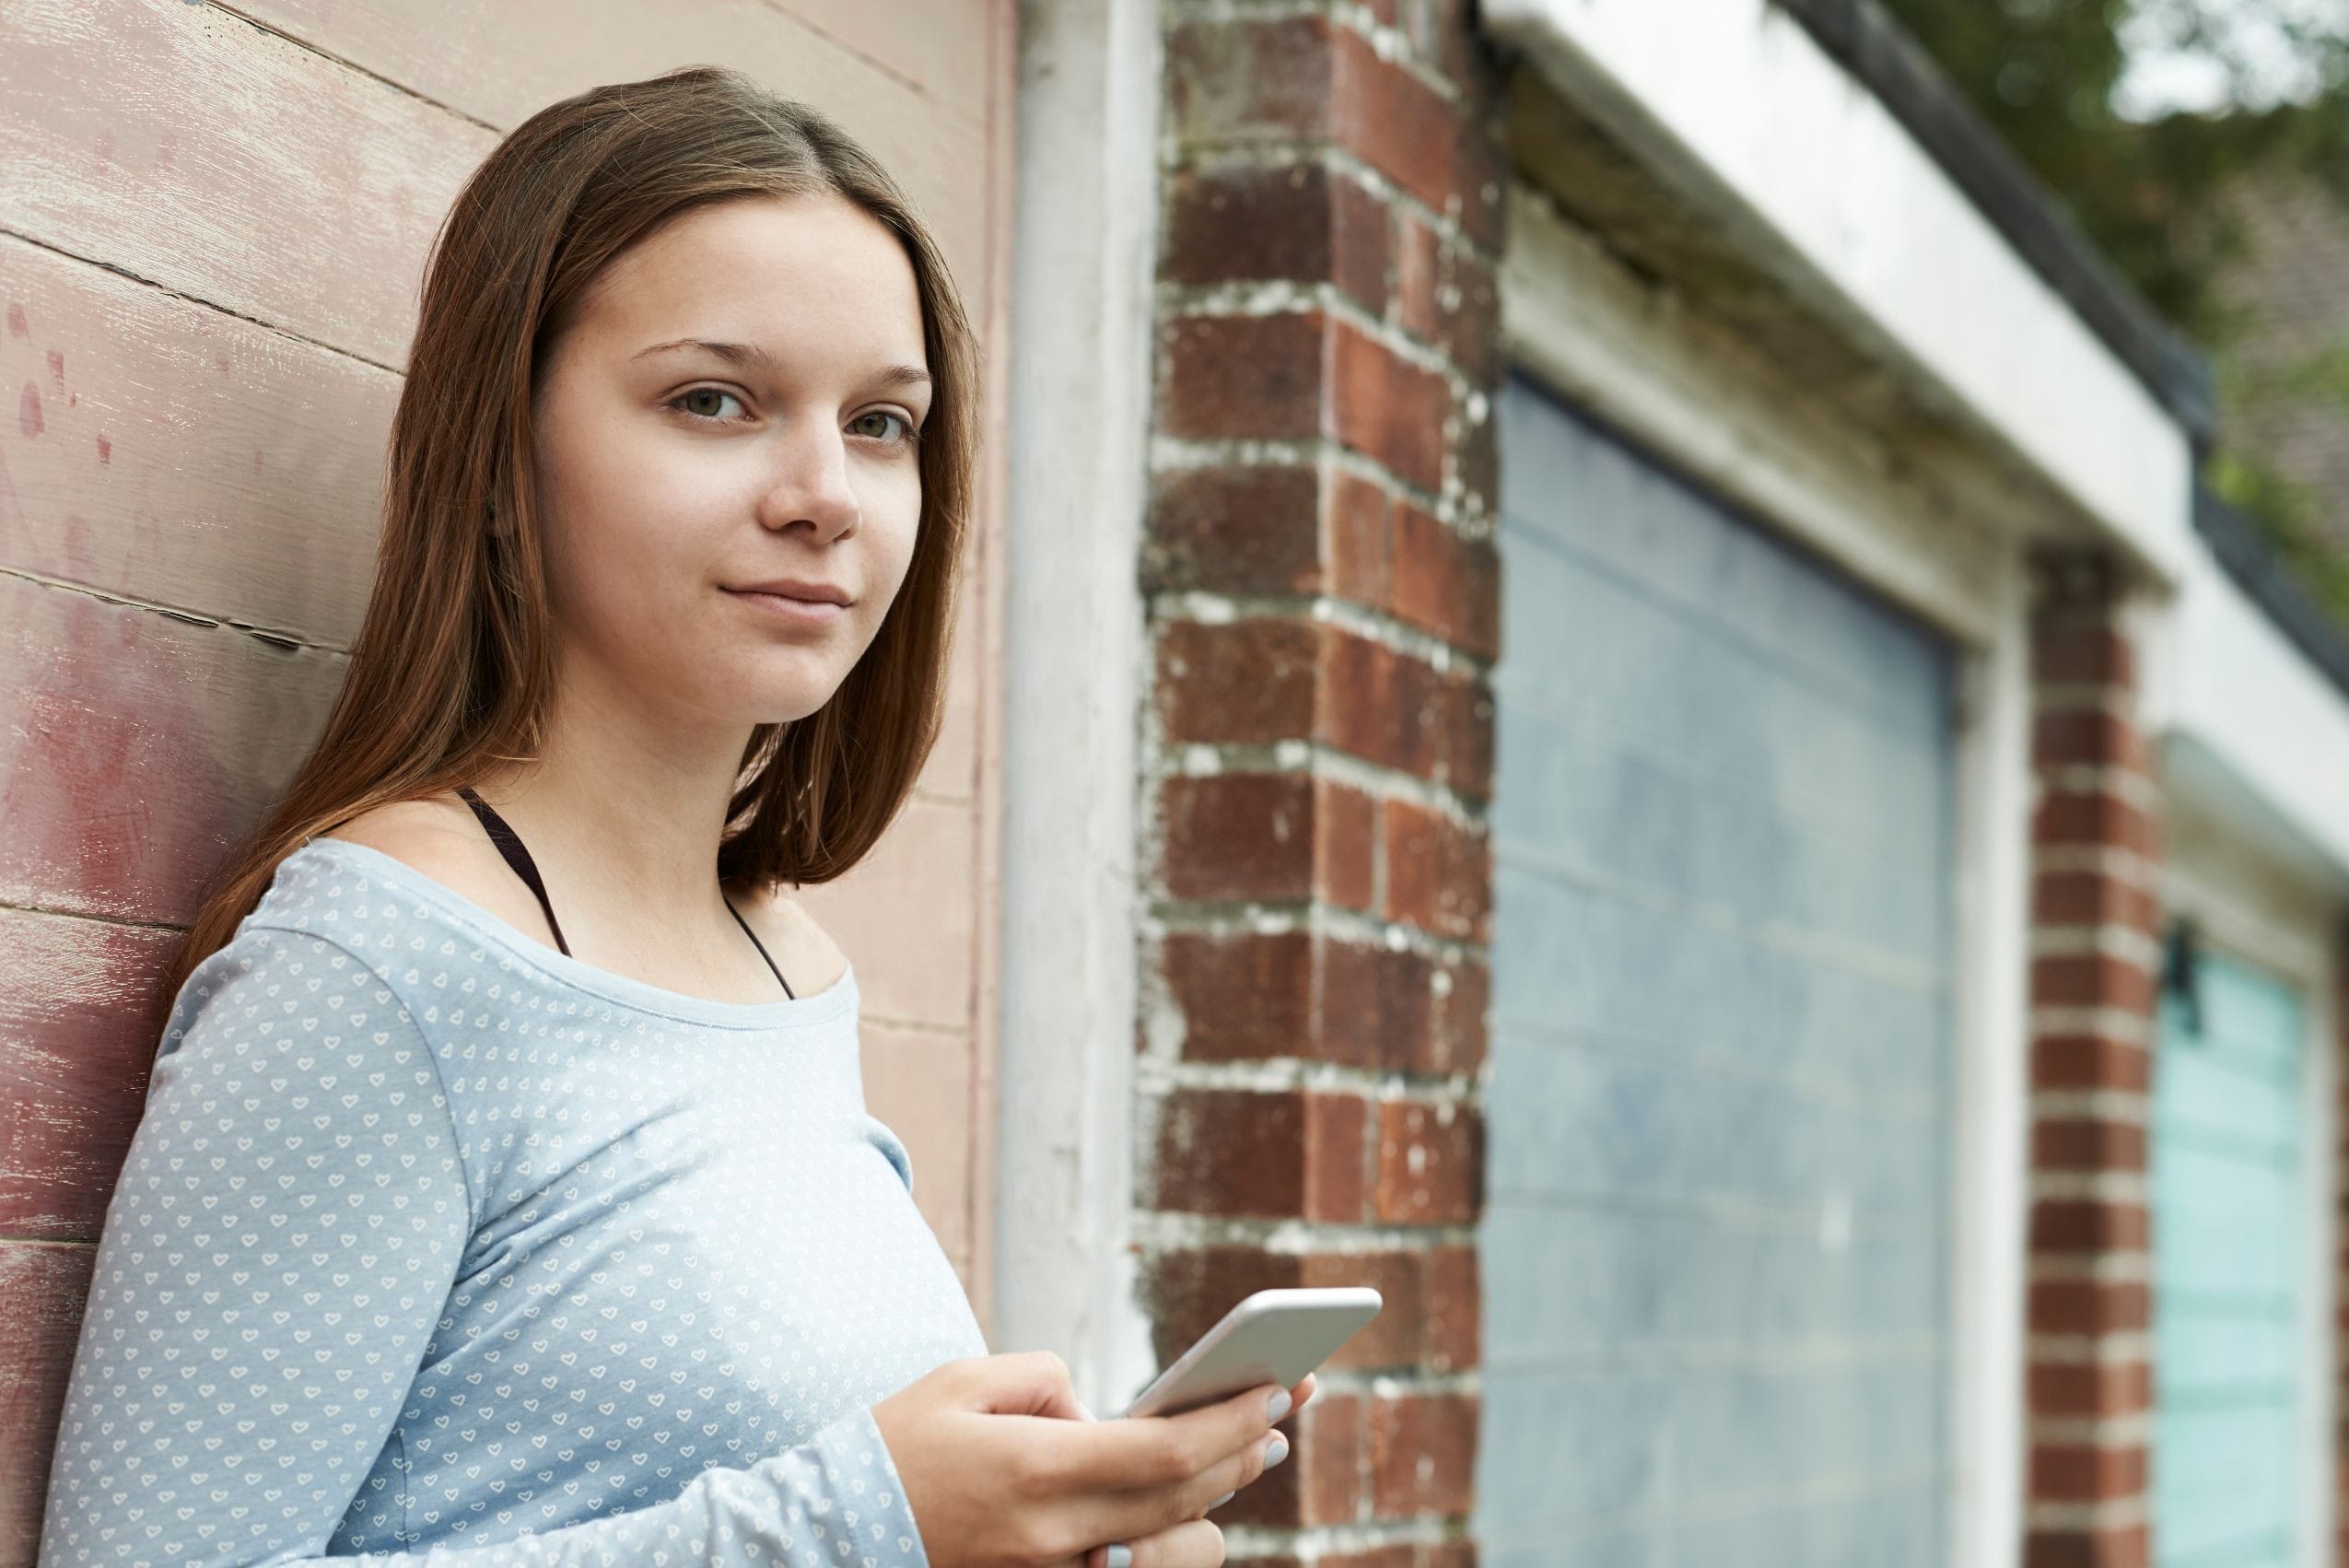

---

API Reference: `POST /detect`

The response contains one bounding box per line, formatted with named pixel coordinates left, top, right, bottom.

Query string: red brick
left=1390, top=503, right=1500, bottom=660
left=1330, top=469, right=1394, bottom=605
left=1323, top=628, right=1442, bottom=777
left=1163, top=163, right=1392, bottom=315
left=2032, top=1117, right=2148, bottom=1173
left=1397, top=214, right=1443, bottom=345
left=2031, top=1034, right=2152, bottom=1094
left=1330, top=316, right=1449, bottom=493
left=2031, top=954, right=2156, bottom=1015
left=2028, top=1280, right=2152, bottom=1339
left=1422, top=1244, right=1480, bottom=1371
left=1454, top=397, right=1499, bottom=521
left=1318, top=937, right=1435, bottom=1072
left=2029, top=1442, right=2148, bottom=1503
left=2028, top=1353, right=2152, bottom=1417
left=1436, top=676, right=1494, bottom=805
left=2028, top=1199, right=2150, bottom=1255
left=2032, top=787, right=2158, bottom=856
left=1158, top=929, right=1323, bottom=1063
left=1156, top=619, right=1319, bottom=745
left=2024, top=1521, right=2149, bottom=1568
left=1165, top=18, right=1498, bottom=250
left=1423, top=956, right=1489, bottom=1077
left=1374, top=1099, right=1483, bottom=1224
left=1156, top=772, right=1376, bottom=910
left=2033, top=624, right=2134, bottom=689
left=1417, top=1542, right=1478, bottom=1568
left=1161, top=312, right=1326, bottom=445
left=1160, top=310, right=1447, bottom=493
left=1161, top=928, right=1460, bottom=1071
left=2033, top=709, right=2148, bottom=771
left=1144, top=464, right=1324, bottom=598
left=1433, top=238, right=1503, bottom=387
left=1384, top=799, right=1491, bottom=942
left=1151, top=1087, right=1370, bottom=1222
left=2032, top=871, right=2160, bottom=934
left=1370, top=1389, right=1478, bottom=1516
left=1316, top=1551, right=1414, bottom=1568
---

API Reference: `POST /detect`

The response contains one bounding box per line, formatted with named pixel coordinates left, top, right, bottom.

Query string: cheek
left=538, top=424, right=717, bottom=624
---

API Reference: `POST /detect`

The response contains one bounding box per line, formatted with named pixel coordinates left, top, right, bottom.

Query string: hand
left=871, top=1352, right=1315, bottom=1568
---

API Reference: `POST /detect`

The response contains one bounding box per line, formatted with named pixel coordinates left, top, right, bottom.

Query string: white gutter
left=1483, top=0, right=2195, bottom=584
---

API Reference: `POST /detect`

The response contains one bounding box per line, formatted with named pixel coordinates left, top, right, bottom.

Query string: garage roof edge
left=1773, top=0, right=2216, bottom=441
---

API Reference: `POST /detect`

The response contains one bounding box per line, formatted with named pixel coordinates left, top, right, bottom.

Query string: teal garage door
left=1479, top=379, right=1957, bottom=1564
left=2154, top=949, right=2308, bottom=1567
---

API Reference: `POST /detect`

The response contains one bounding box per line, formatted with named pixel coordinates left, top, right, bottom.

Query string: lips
left=723, top=586, right=848, bottom=623
left=725, top=579, right=851, bottom=605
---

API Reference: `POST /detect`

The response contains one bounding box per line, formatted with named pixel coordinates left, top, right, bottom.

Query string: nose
left=754, top=421, right=862, bottom=541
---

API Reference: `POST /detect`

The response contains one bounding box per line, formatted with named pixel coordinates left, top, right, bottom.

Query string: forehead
left=575, top=192, right=926, bottom=364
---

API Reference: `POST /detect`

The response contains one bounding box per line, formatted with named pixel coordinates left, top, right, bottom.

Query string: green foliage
left=1877, top=0, right=2349, bottom=624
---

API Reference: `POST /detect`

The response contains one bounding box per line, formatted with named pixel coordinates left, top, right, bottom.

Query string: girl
left=38, top=65, right=1304, bottom=1567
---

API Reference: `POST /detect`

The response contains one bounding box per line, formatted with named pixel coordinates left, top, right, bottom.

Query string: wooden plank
left=221, top=0, right=988, bottom=292
left=0, top=233, right=394, bottom=642
left=770, top=0, right=994, bottom=126
left=0, top=908, right=174, bottom=1239
left=796, top=793, right=974, bottom=1031
left=0, top=0, right=493, bottom=369
left=0, top=1239, right=95, bottom=1560
left=862, top=1022, right=976, bottom=1284
left=0, top=575, right=345, bottom=923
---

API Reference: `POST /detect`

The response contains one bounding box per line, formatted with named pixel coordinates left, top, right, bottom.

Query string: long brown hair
left=154, top=65, right=978, bottom=1025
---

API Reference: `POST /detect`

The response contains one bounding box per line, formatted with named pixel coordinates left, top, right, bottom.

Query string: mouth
left=721, top=586, right=849, bottom=624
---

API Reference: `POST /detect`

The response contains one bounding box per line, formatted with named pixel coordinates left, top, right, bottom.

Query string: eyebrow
left=632, top=337, right=932, bottom=392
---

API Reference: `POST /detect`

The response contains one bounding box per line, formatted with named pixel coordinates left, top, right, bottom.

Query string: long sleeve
left=37, top=927, right=933, bottom=1568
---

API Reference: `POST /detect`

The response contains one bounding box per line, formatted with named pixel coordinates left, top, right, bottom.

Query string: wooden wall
left=0, top=0, right=1013, bottom=1550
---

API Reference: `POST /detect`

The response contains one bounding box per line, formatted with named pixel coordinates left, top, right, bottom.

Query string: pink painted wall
left=0, top=1, right=1013, bottom=1551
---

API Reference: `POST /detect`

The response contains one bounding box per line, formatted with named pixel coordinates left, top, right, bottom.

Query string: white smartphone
left=1122, top=1286, right=1383, bottom=1419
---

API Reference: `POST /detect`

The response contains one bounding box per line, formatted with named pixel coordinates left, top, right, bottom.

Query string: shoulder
left=730, top=882, right=852, bottom=998
left=313, top=794, right=556, bottom=943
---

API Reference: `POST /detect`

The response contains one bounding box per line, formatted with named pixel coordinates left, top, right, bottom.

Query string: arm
left=36, top=927, right=930, bottom=1568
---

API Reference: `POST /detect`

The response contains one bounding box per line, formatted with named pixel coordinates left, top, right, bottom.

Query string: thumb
left=976, top=1351, right=1089, bottom=1420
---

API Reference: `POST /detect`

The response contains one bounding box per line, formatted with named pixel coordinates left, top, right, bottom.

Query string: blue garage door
left=2153, top=950, right=2308, bottom=1568
left=1478, top=379, right=1958, bottom=1565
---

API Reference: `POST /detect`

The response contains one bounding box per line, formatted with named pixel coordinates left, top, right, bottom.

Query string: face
left=528, top=192, right=931, bottom=729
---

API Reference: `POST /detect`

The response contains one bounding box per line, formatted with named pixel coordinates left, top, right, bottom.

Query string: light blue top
left=40, top=836, right=988, bottom=1565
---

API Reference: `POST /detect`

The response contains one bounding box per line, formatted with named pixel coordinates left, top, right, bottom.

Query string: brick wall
left=2024, top=553, right=2165, bottom=1568
left=1134, top=3, right=1505, bottom=1563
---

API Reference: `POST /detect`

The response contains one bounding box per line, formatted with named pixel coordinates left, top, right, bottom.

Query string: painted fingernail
left=1210, top=1491, right=1236, bottom=1510
left=1264, top=1433, right=1290, bottom=1469
left=1108, top=1545, right=1132, bottom=1568
left=1267, top=1388, right=1291, bottom=1423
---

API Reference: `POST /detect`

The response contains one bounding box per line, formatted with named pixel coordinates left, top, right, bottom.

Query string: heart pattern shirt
left=40, top=836, right=988, bottom=1564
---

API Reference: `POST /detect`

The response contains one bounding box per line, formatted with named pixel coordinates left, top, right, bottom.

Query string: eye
left=670, top=386, right=749, bottom=423
left=849, top=408, right=920, bottom=446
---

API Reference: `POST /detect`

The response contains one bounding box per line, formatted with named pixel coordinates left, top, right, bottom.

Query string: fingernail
left=1210, top=1491, right=1236, bottom=1510
left=1075, top=1398, right=1097, bottom=1422
left=1108, top=1546, right=1132, bottom=1568
left=1264, top=1433, right=1290, bottom=1469
left=1267, top=1388, right=1291, bottom=1423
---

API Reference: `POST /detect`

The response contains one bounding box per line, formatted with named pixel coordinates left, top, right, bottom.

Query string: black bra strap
left=725, top=897, right=796, bottom=1000
left=452, top=785, right=792, bottom=999
left=455, top=785, right=569, bottom=955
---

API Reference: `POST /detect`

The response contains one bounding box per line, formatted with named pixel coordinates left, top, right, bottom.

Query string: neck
left=472, top=654, right=759, bottom=924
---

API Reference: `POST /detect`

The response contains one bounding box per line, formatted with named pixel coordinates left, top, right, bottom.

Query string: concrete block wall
left=1131, top=2, right=1507, bottom=1562
left=2024, top=553, right=2164, bottom=1568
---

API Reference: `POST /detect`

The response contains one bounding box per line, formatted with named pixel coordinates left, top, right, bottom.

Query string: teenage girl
left=38, top=64, right=1306, bottom=1567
